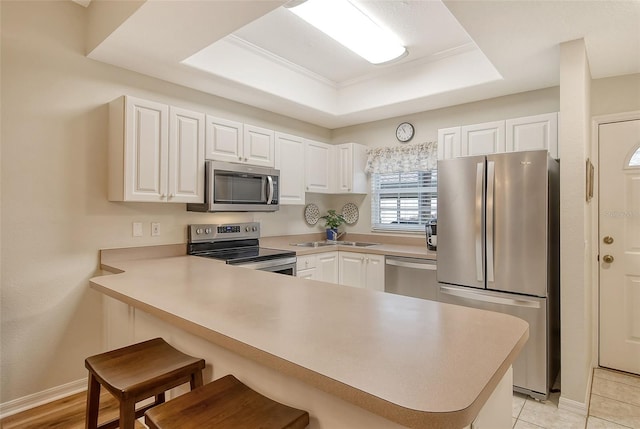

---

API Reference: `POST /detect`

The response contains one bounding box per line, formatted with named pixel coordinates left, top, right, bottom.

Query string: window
left=629, top=147, right=640, bottom=167
left=371, top=170, right=437, bottom=232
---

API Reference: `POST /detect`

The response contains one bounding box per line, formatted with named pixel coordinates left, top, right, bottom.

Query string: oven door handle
left=233, top=256, right=297, bottom=271
left=266, top=176, right=274, bottom=205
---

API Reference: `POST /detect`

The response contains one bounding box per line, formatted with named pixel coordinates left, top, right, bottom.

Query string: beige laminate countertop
left=91, top=252, right=526, bottom=429
left=259, top=235, right=437, bottom=260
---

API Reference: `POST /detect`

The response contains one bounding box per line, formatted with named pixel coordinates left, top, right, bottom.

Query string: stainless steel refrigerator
left=436, top=150, right=560, bottom=400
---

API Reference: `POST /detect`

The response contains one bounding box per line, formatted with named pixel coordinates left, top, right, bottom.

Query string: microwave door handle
left=266, top=175, right=274, bottom=205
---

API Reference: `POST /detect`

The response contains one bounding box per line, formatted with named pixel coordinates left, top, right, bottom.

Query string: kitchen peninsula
left=91, top=252, right=528, bottom=429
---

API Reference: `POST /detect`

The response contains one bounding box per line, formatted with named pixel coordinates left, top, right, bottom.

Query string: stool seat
left=85, top=337, right=205, bottom=429
left=145, top=375, right=310, bottom=429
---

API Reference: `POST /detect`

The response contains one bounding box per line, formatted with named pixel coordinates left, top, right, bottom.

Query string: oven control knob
left=252, top=226, right=258, bottom=232
left=205, top=228, right=212, bottom=234
left=245, top=226, right=250, bottom=232
left=196, top=228, right=203, bottom=235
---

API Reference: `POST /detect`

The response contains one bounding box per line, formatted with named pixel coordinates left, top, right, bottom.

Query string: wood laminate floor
left=0, top=390, right=146, bottom=429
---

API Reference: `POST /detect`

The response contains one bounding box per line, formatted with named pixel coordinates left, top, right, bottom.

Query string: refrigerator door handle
left=475, top=162, right=484, bottom=282
left=486, top=161, right=495, bottom=283
left=439, top=286, right=541, bottom=309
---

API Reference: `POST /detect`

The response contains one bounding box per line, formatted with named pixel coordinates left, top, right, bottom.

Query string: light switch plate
left=151, top=222, right=160, bottom=236
left=132, top=222, right=143, bottom=237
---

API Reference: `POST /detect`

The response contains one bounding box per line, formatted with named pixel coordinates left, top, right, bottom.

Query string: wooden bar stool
left=84, top=337, right=205, bottom=429
left=144, top=374, right=310, bottom=429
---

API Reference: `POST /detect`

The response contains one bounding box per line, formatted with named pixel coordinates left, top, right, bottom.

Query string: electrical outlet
left=151, top=222, right=160, bottom=237
left=133, top=222, right=143, bottom=237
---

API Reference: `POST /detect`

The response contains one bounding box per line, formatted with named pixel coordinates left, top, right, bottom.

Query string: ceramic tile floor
left=512, top=368, right=640, bottom=429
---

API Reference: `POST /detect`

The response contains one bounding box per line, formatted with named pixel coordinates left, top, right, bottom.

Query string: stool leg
left=85, top=373, right=101, bottom=429
left=119, top=398, right=136, bottom=429
left=190, top=370, right=203, bottom=390
left=155, top=392, right=166, bottom=405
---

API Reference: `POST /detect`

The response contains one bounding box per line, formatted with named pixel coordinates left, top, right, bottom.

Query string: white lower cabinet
left=296, top=252, right=338, bottom=283
left=338, top=252, right=385, bottom=291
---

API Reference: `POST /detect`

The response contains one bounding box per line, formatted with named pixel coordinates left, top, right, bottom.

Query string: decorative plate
left=304, top=203, right=320, bottom=225
left=342, top=203, right=359, bottom=225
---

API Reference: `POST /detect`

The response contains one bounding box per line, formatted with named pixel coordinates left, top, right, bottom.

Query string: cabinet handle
left=160, top=194, right=166, bottom=199
left=238, top=156, right=242, bottom=161
left=244, top=157, right=248, bottom=162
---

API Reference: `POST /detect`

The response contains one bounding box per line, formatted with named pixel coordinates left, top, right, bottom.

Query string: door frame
left=590, top=110, right=640, bottom=368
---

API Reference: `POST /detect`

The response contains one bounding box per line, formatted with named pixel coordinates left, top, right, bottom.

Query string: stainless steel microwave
left=187, top=161, right=280, bottom=212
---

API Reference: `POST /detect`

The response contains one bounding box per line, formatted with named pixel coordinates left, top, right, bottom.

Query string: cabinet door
left=244, top=125, right=275, bottom=167
left=506, top=113, right=558, bottom=159
left=339, top=252, right=366, bottom=288
left=205, top=116, right=243, bottom=163
left=275, top=132, right=306, bottom=205
left=316, top=252, right=339, bottom=284
left=461, top=121, right=506, bottom=156
left=124, top=97, right=169, bottom=201
left=365, top=254, right=385, bottom=291
left=437, top=127, right=461, bottom=160
left=336, top=144, right=353, bottom=193
left=305, top=140, right=333, bottom=193
left=168, top=107, right=204, bottom=203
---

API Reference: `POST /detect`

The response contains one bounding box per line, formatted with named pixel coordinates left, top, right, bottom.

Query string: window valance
left=365, top=141, right=438, bottom=174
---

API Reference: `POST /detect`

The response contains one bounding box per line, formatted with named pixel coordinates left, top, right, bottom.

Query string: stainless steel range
left=187, top=222, right=296, bottom=276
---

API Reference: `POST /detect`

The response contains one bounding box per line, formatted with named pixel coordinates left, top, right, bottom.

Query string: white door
left=599, top=118, right=640, bottom=375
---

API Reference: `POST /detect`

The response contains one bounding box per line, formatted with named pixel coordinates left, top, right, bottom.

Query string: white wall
left=558, top=39, right=593, bottom=410
left=0, top=0, right=329, bottom=403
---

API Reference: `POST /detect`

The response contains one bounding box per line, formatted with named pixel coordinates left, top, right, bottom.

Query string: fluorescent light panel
left=286, top=0, right=406, bottom=65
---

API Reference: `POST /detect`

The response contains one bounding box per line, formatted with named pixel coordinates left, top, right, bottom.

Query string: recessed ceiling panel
left=231, top=0, right=473, bottom=84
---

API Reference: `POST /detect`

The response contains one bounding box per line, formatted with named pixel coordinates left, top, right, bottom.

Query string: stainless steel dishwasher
left=385, top=256, right=438, bottom=301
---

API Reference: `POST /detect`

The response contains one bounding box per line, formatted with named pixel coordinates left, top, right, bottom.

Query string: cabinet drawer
left=297, top=255, right=317, bottom=270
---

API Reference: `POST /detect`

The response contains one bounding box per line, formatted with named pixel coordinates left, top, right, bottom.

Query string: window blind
left=371, top=170, right=437, bottom=232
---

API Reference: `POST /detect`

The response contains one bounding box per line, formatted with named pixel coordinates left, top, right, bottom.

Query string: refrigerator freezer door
left=437, top=156, right=486, bottom=289
left=487, top=151, right=549, bottom=297
left=439, top=285, right=550, bottom=399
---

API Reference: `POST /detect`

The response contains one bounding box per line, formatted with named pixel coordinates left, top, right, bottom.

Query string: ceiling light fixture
left=285, top=0, right=407, bottom=65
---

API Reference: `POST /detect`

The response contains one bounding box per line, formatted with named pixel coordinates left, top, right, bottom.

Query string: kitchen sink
left=291, top=241, right=334, bottom=247
left=291, top=241, right=379, bottom=248
left=337, top=241, right=379, bottom=247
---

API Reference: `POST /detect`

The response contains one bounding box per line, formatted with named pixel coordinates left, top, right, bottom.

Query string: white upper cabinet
left=304, top=139, right=334, bottom=193
left=243, top=125, right=275, bottom=167
left=336, top=143, right=368, bottom=194
left=438, top=113, right=559, bottom=160
left=461, top=121, right=506, bottom=156
left=205, top=116, right=243, bottom=163
left=205, top=118, right=275, bottom=167
left=506, top=113, right=558, bottom=159
left=108, top=96, right=203, bottom=203
left=275, top=132, right=306, bottom=205
left=437, top=127, right=461, bottom=160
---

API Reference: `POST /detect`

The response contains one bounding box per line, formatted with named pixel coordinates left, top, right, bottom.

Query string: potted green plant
left=320, top=209, right=346, bottom=241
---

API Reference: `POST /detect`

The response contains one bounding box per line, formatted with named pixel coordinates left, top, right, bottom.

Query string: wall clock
left=396, top=122, right=414, bottom=143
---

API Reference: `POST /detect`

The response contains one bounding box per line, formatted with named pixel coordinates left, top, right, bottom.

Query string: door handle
left=602, top=255, right=614, bottom=263
left=475, top=162, right=484, bottom=282
left=603, top=236, right=614, bottom=244
left=486, top=161, right=495, bottom=283
left=266, top=176, right=274, bottom=205
left=439, top=286, right=541, bottom=308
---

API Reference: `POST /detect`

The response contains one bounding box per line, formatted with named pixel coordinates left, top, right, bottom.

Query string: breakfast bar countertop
left=90, top=254, right=527, bottom=429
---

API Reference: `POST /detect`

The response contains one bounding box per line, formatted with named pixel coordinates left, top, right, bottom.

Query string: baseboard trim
left=0, top=378, right=86, bottom=420
left=558, top=367, right=593, bottom=417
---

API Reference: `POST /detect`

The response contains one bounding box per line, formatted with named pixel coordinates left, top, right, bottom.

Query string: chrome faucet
left=327, top=232, right=346, bottom=243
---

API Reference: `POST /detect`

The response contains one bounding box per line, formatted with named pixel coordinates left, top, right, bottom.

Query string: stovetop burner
left=187, top=222, right=295, bottom=265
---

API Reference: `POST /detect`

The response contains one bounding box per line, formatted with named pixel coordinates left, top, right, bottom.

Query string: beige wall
left=559, top=39, right=593, bottom=408
left=0, top=0, right=329, bottom=403
left=2, top=0, right=640, bottom=409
